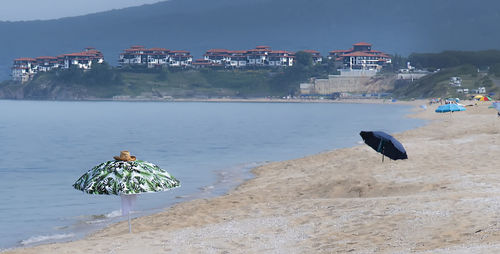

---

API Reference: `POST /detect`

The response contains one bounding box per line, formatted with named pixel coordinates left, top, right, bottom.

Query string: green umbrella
left=73, top=160, right=180, bottom=195
left=73, top=153, right=180, bottom=232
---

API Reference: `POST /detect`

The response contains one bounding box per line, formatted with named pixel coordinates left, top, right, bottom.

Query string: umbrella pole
left=128, top=213, right=132, bottom=233
left=382, top=146, right=385, bottom=163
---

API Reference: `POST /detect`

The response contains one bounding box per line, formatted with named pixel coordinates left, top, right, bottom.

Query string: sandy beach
left=7, top=100, right=500, bottom=253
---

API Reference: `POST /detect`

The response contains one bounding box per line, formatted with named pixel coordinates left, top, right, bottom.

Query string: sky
left=0, top=0, right=165, bottom=21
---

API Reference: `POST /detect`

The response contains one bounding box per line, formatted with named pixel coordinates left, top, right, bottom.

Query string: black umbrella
left=359, top=131, right=408, bottom=162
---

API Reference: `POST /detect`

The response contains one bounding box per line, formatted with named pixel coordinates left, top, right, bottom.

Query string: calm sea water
left=0, top=100, right=424, bottom=250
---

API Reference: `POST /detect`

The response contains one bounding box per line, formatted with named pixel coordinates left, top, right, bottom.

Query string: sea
left=0, top=100, right=424, bottom=250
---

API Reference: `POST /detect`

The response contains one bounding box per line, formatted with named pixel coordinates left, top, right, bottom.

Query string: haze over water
left=0, top=101, right=423, bottom=249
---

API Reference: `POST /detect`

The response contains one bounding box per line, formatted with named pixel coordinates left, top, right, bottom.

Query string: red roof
left=14, top=57, right=36, bottom=61
left=149, top=48, right=169, bottom=51
left=329, top=49, right=351, bottom=54
left=206, top=49, right=229, bottom=53
left=270, top=50, right=292, bottom=54
left=36, top=56, right=57, bottom=60
left=353, top=42, right=372, bottom=46
left=256, top=45, right=271, bottom=49
left=302, top=50, right=320, bottom=54
left=130, top=45, right=145, bottom=49
left=342, top=51, right=378, bottom=57
left=170, top=50, right=190, bottom=53
left=229, top=50, right=248, bottom=54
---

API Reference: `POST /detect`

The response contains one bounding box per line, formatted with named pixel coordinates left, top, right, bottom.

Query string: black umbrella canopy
left=360, top=131, right=408, bottom=161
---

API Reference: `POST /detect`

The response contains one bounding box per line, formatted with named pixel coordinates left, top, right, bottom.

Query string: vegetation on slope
left=393, top=65, right=499, bottom=99
left=0, top=52, right=343, bottom=99
left=409, top=50, right=500, bottom=70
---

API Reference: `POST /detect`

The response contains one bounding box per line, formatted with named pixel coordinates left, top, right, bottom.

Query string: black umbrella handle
left=382, top=147, right=385, bottom=162
left=377, top=140, right=384, bottom=152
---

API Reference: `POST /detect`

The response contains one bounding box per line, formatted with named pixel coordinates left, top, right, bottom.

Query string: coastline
left=0, top=97, right=407, bottom=105
left=9, top=100, right=500, bottom=253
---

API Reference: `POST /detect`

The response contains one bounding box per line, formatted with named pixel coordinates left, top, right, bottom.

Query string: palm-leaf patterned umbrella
left=73, top=160, right=180, bottom=195
left=73, top=151, right=180, bottom=232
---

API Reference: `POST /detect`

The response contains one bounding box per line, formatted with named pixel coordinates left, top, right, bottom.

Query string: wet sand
left=8, top=101, right=500, bottom=253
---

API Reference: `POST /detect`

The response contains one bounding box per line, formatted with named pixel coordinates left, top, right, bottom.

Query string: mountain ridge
left=1, top=0, right=500, bottom=80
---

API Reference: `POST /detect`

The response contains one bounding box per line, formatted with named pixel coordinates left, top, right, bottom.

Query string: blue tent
left=435, top=104, right=466, bottom=113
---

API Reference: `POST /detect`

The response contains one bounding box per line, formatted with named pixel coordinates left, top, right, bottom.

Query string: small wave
left=199, top=185, right=215, bottom=192
left=106, top=210, right=122, bottom=218
left=20, top=233, right=75, bottom=246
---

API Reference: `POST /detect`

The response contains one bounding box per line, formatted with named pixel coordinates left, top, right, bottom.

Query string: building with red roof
left=61, top=48, right=104, bottom=69
left=268, top=50, right=295, bottom=67
left=120, top=45, right=194, bottom=68
left=328, top=42, right=391, bottom=72
left=11, top=58, right=37, bottom=82
left=202, top=46, right=325, bottom=68
left=192, top=59, right=224, bottom=68
left=168, top=50, right=193, bottom=67
left=119, top=45, right=171, bottom=68
left=11, top=48, right=104, bottom=82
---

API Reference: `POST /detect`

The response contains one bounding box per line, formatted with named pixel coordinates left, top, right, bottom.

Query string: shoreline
left=4, top=100, right=427, bottom=253
left=0, top=99, right=420, bottom=252
left=9, top=100, right=498, bottom=253
left=0, top=97, right=414, bottom=105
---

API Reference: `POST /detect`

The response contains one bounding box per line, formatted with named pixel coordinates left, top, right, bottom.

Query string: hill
left=1, top=0, right=500, bottom=81
left=0, top=53, right=335, bottom=100
left=393, top=51, right=500, bottom=99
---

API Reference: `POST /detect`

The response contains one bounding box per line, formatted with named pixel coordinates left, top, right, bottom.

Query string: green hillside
left=0, top=53, right=336, bottom=99
left=393, top=50, right=500, bottom=99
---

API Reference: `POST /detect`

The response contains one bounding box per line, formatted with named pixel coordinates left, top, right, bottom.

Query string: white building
left=168, top=50, right=193, bottom=67
left=34, top=56, right=60, bottom=72
left=119, top=45, right=170, bottom=68
left=61, top=48, right=104, bottom=69
left=268, top=50, right=294, bottom=66
left=11, top=48, right=105, bottom=82
left=329, top=42, right=391, bottom=71
left=246, top=46, right=271, bottom=66
left=11, top=58, right=36, bottom=83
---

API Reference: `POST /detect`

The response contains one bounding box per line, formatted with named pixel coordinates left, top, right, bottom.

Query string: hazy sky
left=0, top=0, right=165, bottom=21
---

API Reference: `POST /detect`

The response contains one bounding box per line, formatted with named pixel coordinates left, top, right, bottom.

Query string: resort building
left=246, top=46, right=272, bottom=66
left=328, top=42, right=391, bottom=71
left=61, top=48, right=104, bottom=69
left=267, top=50, right=294, bottom=67
left=11, top=48, right=104, bottom=83
left=168, top=50, right=193, bottom=67
left=203, top=49, right=231, bottom=65
left=202, top=46, right=302, bottom=68
left=119, top=45, right=170, bottom=68
left=34, top=56, right=60, bottom=72
left=119, top=46, right=192, bottom=68
left=192, top=59, right=223, bottom=68
left=203, top=49, right=250, bottom=68
left=11, top=58, right=36, bottom=82
left=228, top=55, right=248, bottom=68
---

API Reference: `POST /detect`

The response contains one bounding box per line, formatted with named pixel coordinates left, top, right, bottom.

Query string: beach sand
left=7, top=101, right=500, bottom=253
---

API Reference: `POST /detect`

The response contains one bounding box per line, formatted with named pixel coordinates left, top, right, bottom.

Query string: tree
left=294, top=51, right=313, bottom=68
